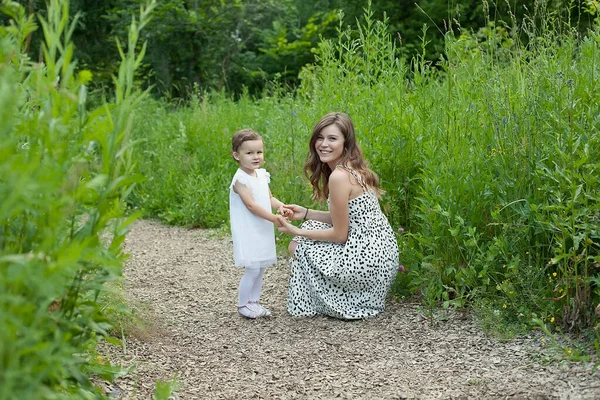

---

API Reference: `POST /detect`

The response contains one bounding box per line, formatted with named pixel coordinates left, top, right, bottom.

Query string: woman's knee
left=288, top=241, right=298, bottom=257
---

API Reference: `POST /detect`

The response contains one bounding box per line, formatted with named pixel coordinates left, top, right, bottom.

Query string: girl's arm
left=269, top=190, right=286, bottom=211
left=270, top=190, right=295, bottom=218
left=234, top=181, right=279, bottom=224
left=277, top=170, right=350, bottom=243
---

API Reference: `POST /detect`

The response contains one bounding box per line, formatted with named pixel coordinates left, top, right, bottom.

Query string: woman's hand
left=282, top=204, right=307, bottom=221
left=276, top=215, right=299, bottom=235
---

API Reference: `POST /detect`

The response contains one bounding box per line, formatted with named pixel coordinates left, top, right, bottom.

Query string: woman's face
left=314, top=124, right=345, bottom=167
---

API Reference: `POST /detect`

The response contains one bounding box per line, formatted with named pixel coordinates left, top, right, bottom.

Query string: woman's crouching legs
left=288, top=240, right=298, bottom=258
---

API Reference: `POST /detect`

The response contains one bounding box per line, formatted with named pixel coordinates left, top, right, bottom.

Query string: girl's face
left=233, top=139, right=265, bottom=175
left=314, top=124, right=345, bottom=168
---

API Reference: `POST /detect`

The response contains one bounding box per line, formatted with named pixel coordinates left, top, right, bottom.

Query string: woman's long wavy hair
left=304, top=112, right=381, bottom=201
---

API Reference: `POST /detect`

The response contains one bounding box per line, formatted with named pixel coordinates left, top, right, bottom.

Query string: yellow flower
left=550, top=317, right=555, bottom=323
left=567, top=349, right=572, bottom=355
left=503, top=304, right=507, bottom=309
left=552, top=272, right=557, bottom=277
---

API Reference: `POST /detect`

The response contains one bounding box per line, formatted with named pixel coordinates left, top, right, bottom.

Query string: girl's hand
left=276, top=215, right=298, bottom=235
left=282, top=204, right=306, bottom=221
left=277, top=205, right=294, bottom=218
left=273, top=215, right=284, bottom=227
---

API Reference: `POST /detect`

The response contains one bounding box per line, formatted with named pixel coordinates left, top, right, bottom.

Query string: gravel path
left=102, top=220, right=600, bottom=399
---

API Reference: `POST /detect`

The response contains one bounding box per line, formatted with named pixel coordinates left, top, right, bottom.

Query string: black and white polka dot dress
left=287, top=167, right=399, bottom=319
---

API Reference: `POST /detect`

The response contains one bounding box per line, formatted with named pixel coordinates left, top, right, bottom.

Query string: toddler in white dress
left=229, top=129, right=291, bottom=318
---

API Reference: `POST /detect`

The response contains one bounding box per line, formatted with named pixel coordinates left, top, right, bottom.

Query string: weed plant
left=0, top=0, right=155, bottom=397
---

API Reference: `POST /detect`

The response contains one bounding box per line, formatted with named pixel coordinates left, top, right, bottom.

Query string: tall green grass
left=1, top=0, right=154, bottom=397
left=127, top=91, right=319, bottom=228
left=128, top=5, right=600, bottom=336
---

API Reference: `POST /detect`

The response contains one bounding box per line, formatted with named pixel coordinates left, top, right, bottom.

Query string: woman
left=277, top=112, right=399, bottom=319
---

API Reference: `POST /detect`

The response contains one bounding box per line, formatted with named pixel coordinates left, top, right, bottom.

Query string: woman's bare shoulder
left=332, top=166, right=363, bottom=187
left=329, top=168, right=357, bottom=195
left=329, top=167, right=351, bottom=182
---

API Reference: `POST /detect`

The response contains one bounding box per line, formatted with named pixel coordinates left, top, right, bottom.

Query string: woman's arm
left=234, top=182, right=279, bottom=224
left=277, top=170, right=350, bottom=243
left=283, top=204, right=332, bottom=224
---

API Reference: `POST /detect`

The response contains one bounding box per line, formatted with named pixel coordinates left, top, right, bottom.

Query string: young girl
left=229, top=129, right=290, bottom=318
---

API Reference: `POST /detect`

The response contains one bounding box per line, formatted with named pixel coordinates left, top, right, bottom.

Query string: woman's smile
left=315, top=125, right=344, bottom=167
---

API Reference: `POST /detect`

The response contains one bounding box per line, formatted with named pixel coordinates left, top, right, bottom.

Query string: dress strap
left=336, top=165, right=368, bottom=193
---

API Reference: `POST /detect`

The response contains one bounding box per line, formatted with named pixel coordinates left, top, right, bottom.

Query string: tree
left=2, top=0, right=593, bottom=98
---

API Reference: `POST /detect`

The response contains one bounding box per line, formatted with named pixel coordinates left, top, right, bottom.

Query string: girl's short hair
left=231, top=129, right=262, bottom=156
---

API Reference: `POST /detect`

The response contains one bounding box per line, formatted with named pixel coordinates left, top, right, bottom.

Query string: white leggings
left=238, top=267, right=265, bottom=306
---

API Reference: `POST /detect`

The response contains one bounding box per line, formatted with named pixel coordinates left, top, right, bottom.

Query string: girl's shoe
left=238, top=303, right=267, bottom=319
left=250, top=302, right=271, bottom=317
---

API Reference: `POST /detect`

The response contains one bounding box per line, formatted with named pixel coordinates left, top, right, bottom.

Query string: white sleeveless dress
left=229, top=168, right=277, bottom=269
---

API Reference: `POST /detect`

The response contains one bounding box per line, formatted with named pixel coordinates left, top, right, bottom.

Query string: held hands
left=277, top=205, right=294, bottom=219
left=274, top=205, right=292, bottom=229
left=274, top=206, right=290, bottom=228
left=274, top=204, right=306, bottom=235
left=275, top=214, right=297, bottom=235
left=279, top=204, right=307, bottom=221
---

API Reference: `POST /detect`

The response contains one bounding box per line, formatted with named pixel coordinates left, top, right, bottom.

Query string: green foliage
left=98, top=281, right=153, bottom=343
left=127, top=91, right=317, bottom=228
left=97, top=0, right=341, bottom=97
left=153, top=375, right=180, bottom=400
left=531, top=57, right=600, bottom=331
left=3, top=0, right=595, bottom=99
left=0, top=0, right=153, bottom=397
left=407, top=16, right=600, bottom=334
left=532, top=318, right=600, bottom=368
left=473, top=298, right=530, bottom=341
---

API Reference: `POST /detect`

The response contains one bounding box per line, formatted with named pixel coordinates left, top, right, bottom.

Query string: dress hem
left=235, top=258, right=277, bottom=269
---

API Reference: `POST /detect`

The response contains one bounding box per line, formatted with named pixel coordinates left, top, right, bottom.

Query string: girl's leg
left=248, top=267, right=265, bottom=303
left=247, top=267, right=271, bottom=316
left=238, top=267, right=262, bottom=306
left=238, top=267, right=266, bottom=318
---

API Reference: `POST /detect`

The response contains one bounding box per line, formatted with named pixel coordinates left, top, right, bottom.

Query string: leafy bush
left=0, top=0, right=153, bottom=397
